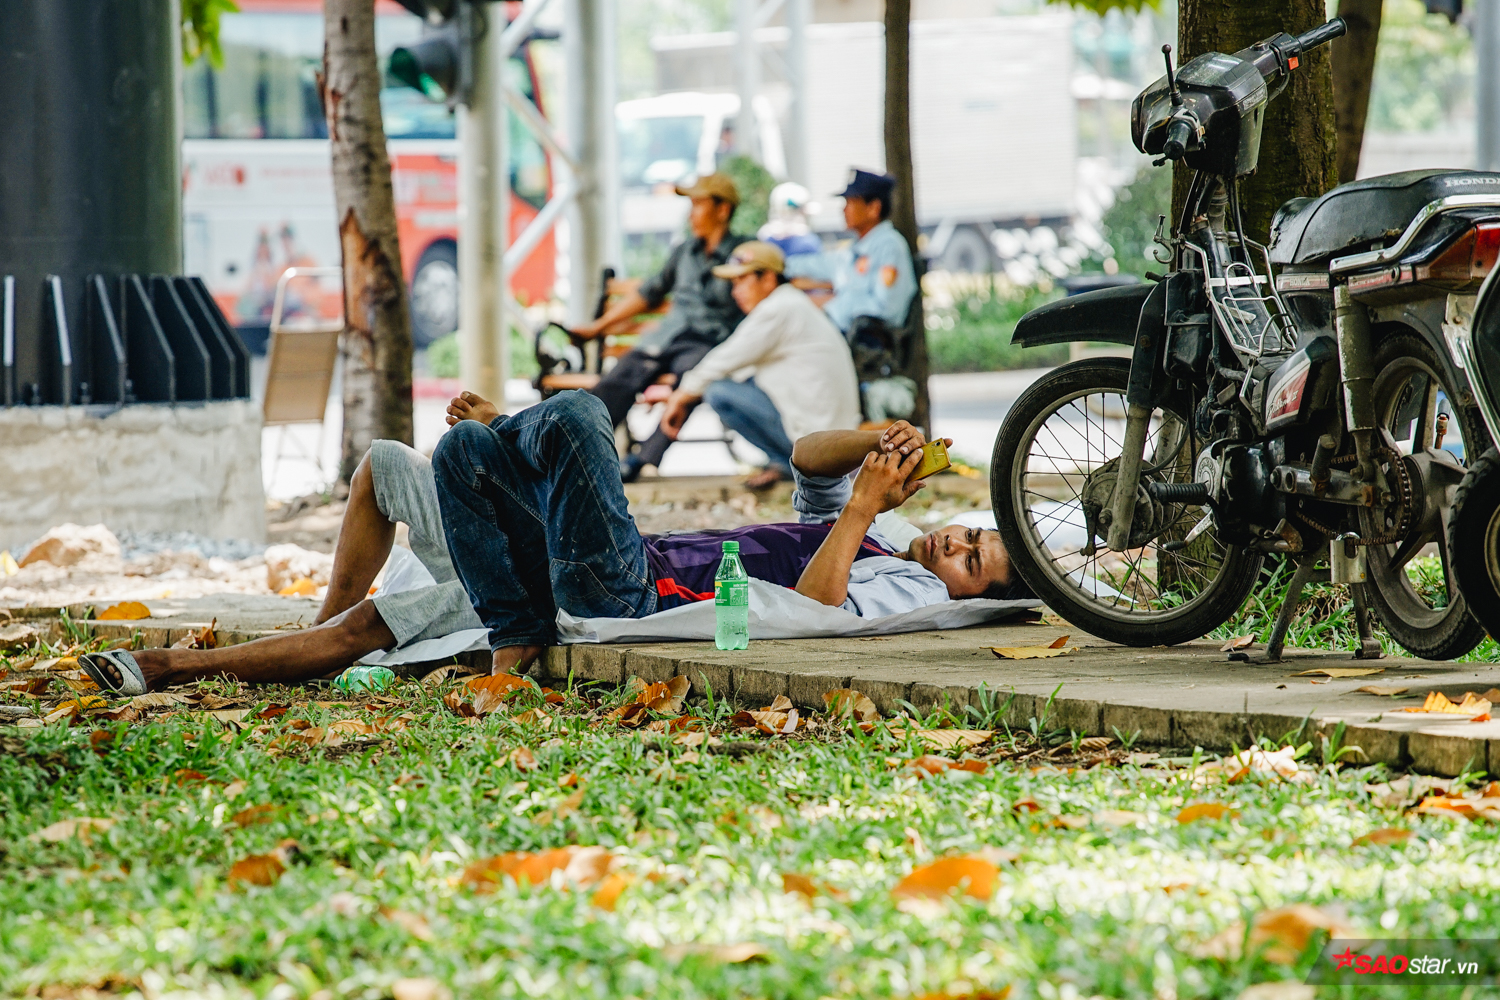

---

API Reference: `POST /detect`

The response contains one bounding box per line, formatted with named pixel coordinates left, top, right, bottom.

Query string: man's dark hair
left=977, top=576, right=1035, bottom=602
left=875, top=193, right=892, bottom=221
left=773, top=271, right=790, bottom=285
left=711, top=195, right=738, bottom=223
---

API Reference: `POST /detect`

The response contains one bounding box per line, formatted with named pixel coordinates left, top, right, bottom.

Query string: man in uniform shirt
left=569, top=172, right=750, bottom=481
left=786, top=168, right=918, bottom=339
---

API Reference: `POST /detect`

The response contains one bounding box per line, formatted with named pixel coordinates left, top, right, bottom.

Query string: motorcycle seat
left=1268, top=169, right=1500, bottom=266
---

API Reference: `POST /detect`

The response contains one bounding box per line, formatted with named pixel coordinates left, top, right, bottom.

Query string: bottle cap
left=722, top=540, right=739, bottom=553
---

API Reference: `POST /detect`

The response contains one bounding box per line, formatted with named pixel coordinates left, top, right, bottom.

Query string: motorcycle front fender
left=1010, top=281, right=1154, bottom=349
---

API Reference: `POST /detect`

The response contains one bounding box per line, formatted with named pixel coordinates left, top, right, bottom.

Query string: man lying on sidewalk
left=82, top=391, right=1026, bottom=694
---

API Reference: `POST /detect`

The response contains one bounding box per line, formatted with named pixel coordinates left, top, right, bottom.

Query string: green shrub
left=424, top=330, right=539, bottom=380
left=923, top=280, right=1068, bottom=374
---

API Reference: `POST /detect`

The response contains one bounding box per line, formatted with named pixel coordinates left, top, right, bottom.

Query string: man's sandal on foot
left=80, top=650, right=148, bottom=696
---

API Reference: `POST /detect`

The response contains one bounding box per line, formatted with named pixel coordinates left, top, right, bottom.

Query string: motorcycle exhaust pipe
left=1333, top=284, right=1378, bottom=482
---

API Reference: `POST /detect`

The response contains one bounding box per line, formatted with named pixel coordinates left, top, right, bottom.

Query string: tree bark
left=883, top=0, right=931, bottom=432
left=321, top=0, right=414, bottom=485
left=1172, top=0, right=1338, bottom=243
left=1332, top=0, right=1383, bottom=184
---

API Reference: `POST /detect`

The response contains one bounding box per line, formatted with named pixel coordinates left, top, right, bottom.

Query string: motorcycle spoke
left=1384, top=530, right=1433, bottom=576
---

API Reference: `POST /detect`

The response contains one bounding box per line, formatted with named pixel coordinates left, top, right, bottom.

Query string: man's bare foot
left=88, top=647, right=172, bottom=690
left=445, top=391, right=502, bottom=428
left=492, top=644, right=546, bottom=676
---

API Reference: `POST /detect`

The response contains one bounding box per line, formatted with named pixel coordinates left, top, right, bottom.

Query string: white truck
left=630, top=14, right=1078, bottom=273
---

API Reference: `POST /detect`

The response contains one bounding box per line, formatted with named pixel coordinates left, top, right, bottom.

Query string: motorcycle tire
left=1361, top=333, right=1487, bottom=660
left=990, top=358, right=1264, bottom=647
left=1447, top=447, right=1500, bottom=642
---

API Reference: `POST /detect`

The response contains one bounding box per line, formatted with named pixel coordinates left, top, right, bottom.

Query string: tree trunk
left=1172, top=0, right=1338, bottom=243
left=883, top=0, right=931, bottom=432
left=1332, top=0, right=1383, bottom=184
left=320, top=0, right=413, bottom=485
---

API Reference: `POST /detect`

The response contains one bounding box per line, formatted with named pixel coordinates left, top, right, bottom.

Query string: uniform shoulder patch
left=855, top=256, right=870, bottom=275
left=879, top=265, right=897, bottom=287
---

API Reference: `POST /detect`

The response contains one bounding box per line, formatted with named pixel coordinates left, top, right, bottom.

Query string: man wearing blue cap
left=785, top=167, right=918, bottom=348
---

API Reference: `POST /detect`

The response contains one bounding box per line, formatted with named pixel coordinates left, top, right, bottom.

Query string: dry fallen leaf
left=535, top=787, right=586, bottom=826
left=31, top=817, right=115, bottom=842
left=1094, top=809, right=1147, bottom=827
left=1357, top=685, right=1410, bottom=697
left=228, top=841, right=298, bottom=887
left=1396, top=690, right=1492, bottom=716
left=824, top=687, right=878, bottom=722
left=892, top=856, right=999, bottom=902
left=172, top=620, right=218, bottom=650
left=391, top=978, right=450, bottom=1000
left=622, top=675, right=692, bottom=715
left=991, top=641, right=1077, bottom=659
left=1195, top=904, right=1349, bottom=964
left=1220, top=635, right=1254, bottom=652
left=904, top=755, right=989, bottom=779
left=507, top=746, right=538, bottom=771
left=461, top=845, right=611, bottom=892
left=231, top=804, right=279, bottom=828
left=277, top=577, right=318, bottom=597
left=380, top=906, right=435, bottom=941
left=1177, top=802, right=1238, bottom=824
left=98, top=601, right=151, bottom=621
left=1352, top=828, right=1412, bottom=847
left=131, top=692, right=189, bottom=710
left=662, top=942, right=769, bottom=963
left=1292, top=667, right=1384, bottom=678
left=590, top=872, right=632, bottom=911
left=889, top=727, right=995, bottom=751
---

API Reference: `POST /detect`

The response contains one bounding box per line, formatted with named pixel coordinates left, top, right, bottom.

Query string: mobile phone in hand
left=906, top=439, right=951, bottom=483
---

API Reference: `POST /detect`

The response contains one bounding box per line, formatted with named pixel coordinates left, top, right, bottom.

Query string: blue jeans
left=431, top=391, right=658, bottom=650
left=704, top=377, right=795, bottom=472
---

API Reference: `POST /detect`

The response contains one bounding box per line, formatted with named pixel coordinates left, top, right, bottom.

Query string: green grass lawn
left=4, top=642, right=1500, bottom=999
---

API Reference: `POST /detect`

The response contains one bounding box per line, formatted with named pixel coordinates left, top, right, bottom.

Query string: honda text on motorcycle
left=992, top=17, right=1500, bottom=661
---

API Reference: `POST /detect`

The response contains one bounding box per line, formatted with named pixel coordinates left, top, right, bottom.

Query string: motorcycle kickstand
left=1228, top=551, right=1322, bottom=665
left=1351, top=583, right=1384, bottom=660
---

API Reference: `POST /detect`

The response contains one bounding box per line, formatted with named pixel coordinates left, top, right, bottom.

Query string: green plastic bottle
left=714, top=540, right=750, bottom=650
left=334, top=665, right=397, bottom=693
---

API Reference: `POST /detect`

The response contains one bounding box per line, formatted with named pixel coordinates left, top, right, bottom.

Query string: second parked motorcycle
left=991, top=17, right=1500, bottom=659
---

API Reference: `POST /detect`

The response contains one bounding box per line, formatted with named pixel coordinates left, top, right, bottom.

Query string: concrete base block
left=788, top=672, right=853, bottom=709
left=1050, top=697, right=1103, bottom=736
left=673, top=657, right=733, bottom=702
left=1103, top=703, right=1171, bottom=745
left=733, top=665, right=789, bottom=705
left=570, top=645, right=626, bottom=685
left=623, top=650, right=680, bottom=684
left=1410, top=730, right=1489, bottom=777
left=0, top=401, right=265, bottom=552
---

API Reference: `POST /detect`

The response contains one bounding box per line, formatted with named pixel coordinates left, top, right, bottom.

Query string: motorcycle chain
left=1292, top=447, right=1413, bottom=546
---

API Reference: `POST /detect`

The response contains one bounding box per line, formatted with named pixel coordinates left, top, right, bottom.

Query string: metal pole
left=735, top=0, right=761, bottom=160
left=786, top=0, right=809, bottom=184
left=458, top=1, right=508, bottom=407
left=1479, top=0, right=1500, bottom=171
left=565, top=0, right=620, bottom=327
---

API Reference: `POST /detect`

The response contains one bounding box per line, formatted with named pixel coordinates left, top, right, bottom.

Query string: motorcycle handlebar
left=1290, top=17, right=1346, bottom=55
left=1163, top=117, right=1194, bottom=161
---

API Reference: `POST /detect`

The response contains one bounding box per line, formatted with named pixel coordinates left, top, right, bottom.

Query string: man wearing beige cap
left=570, top=172, right=750, bottom=481
left=658, top=240, right=861, bottom=489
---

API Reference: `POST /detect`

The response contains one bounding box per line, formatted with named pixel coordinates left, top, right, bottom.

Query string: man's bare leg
left=315, top=454, right=397, bottom=625
left=446, top=391, right=501, bottom=427
left=95, top=602, right=399, bottom=691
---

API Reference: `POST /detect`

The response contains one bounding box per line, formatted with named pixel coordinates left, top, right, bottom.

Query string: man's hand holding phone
left=850, top=448, right=926, bottom=516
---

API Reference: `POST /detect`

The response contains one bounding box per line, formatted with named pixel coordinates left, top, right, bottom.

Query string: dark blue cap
left=836, top=167, right=895, bottom=201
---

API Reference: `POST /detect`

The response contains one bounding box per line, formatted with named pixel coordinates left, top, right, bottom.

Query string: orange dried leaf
left=380, top=906, right=435, bottom=941
left=276, top=577, right=318, bottom=597
left=98, top=601, right=151, bottom=621
left=1012, top=798, right=1041, bottom=813
left=782, top=872, right=820, bottom=898
left=1353, top=827, right=1412, bottom=847
left=228, top=852, right=286, bottom=887
left=1047, top=634, right=1071, bottom=648
left=1219, top=635, right=1254, bottom=652
left=462, top=844, right=610, bottom=892
left=824, top=687, right=879, bottom=722
left=1177, top=802, right=1237, bottom=824
left=1249, top=904, right=1349, bottom=964
left=558, top=772, right=579, bottom=788
left=891, top=855, right=999, bottom=901
left=590, top=872, right=632, bottom=911
left=507, top=746, right=538, bottom=771
left=231, top=804, right=279, bottom=828
left=31, top=817, right=115, bottom=842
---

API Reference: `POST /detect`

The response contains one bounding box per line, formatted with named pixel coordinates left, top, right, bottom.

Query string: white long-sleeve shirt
left=677, top=283, right=862, bottom=443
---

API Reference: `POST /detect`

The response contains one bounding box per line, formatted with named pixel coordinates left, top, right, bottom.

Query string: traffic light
left=390, top=26, right=461, bottom=102
left=389, top=0, right=465, bottom=105
left=1425, top=0, right=1461, bottom=22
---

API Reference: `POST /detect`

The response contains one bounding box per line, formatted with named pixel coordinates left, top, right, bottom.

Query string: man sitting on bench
left=569, top=172, right=750, bottom=483
left=80, top=391, right=1027, bottom=694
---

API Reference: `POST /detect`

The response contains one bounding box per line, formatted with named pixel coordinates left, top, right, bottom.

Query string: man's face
left=843, top=195, right=883, bottom=234
left=907, top=525, right=1011, bottom=599
left=730, top=270, right=779, bottom=313
left=689, top=196, right=733, bottom=239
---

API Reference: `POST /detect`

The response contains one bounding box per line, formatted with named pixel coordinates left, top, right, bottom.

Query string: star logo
left=1334, top=947, right=1356, bottom=969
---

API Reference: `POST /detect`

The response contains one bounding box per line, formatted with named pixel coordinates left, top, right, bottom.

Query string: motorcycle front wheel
left=990, top=359, right=1264, bottom=647
left=1449, top=448, right=1500, bottom=641
left=1360, top=333, right=1487, bottom=660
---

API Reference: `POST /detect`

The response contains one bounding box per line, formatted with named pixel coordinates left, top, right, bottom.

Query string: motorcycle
left=990, top=17, right=1500, bottom=660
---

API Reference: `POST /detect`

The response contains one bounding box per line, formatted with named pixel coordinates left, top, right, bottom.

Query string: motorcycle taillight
left=1418, top=222, right=1500, bottom=284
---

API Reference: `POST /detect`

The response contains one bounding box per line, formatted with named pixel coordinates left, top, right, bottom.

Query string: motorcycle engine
left=1203, top=443, right=1284, bottom=544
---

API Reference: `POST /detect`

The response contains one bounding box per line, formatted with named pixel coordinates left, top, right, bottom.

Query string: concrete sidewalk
left=19, top=593, right=1500, bottom=778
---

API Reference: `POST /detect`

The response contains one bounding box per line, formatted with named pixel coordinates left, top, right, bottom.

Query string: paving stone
left=909, top=682, right=972, bottom=715
left=570, top=645, right=626, bottom=685
left=623, top=650, right=681, bottom=684
left=787, top=671, right=854, bottom=710
left=1049, top=697, right=1102, bottom=736
left=1410, top=729, right=1489, bottom=777
left=536, top=646, right=571, bottom=683
left=673, top=657, right=734, bottom=702
left=733, top=665, right=789, bottom=705
left=1102, top=703, right=1171, bottom=746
